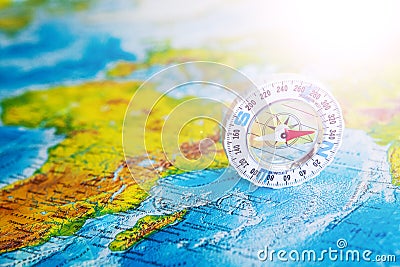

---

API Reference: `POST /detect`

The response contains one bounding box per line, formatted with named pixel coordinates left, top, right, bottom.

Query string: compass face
left=247, top=98, right=323, bottom=171
left=224, top=79, right=344, bottom=188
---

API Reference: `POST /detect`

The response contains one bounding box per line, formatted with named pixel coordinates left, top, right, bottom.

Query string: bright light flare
left=285, top=0, right=400, bottom=64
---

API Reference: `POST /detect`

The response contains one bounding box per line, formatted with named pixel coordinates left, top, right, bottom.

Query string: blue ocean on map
left=1, top=127, right=398, bottom=267
left=0, top=20, right=136, bottom=93
left=0, top=126, right=63, bottom=188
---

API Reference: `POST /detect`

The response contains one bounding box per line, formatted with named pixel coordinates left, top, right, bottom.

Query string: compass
left=224, top=77, right=344, bottom=188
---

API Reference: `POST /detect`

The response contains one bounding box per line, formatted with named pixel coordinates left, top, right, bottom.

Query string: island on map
left=109, top=210, right=187, bottom=252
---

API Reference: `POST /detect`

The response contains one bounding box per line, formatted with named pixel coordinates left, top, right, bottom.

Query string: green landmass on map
left=109, top=210, right=187, bottom=252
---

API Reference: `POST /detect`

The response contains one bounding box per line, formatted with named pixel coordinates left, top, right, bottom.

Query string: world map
left=0, top=1, right=399, bottom=266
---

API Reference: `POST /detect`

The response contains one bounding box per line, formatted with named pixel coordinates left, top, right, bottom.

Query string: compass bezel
left=223, top=78, right=344, bottom=188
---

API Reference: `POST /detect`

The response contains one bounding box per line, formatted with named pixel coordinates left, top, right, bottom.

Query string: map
left=0, top=1, right=399, bottom=266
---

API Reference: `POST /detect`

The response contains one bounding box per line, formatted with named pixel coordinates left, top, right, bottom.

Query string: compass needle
left=285, top=129, right=315, bottom=142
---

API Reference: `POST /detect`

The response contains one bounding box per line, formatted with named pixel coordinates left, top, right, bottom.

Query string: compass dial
left=224, top=78, right=344, bottom=188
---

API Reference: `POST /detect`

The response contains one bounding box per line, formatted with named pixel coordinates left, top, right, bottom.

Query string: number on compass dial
left=248, top=99, right=321, bottom=170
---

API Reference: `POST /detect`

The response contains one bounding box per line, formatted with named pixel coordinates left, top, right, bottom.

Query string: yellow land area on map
left=0, top=72, right=226, bottom=253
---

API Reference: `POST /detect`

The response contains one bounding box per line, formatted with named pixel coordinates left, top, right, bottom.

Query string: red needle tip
left=285, top=129, right=315, bottom=142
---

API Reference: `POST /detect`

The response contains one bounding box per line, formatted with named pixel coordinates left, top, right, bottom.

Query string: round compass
left=224, top=77, right=344, bottom=188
